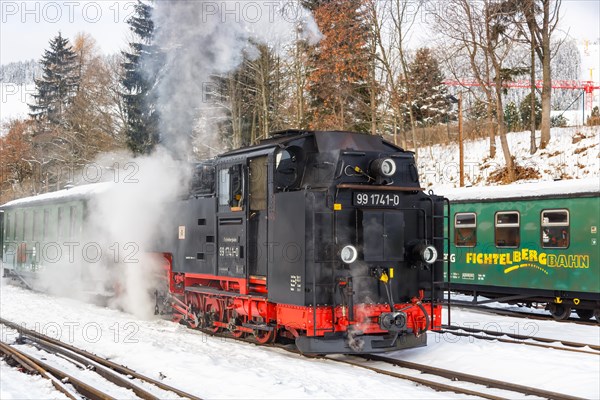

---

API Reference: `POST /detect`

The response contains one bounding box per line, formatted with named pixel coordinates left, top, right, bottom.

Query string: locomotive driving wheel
left=252, top=329, right=276, bottom=344
left=228, top=313, right=246, bottom=338
left=250, top=317, right=276, bottom=344
left=202, top=297, right=223, bottom=334
left=183, top=293, right=202, bottom=329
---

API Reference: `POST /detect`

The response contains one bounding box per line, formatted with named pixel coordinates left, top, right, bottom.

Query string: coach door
left=217, top=163, right=247, bottom=277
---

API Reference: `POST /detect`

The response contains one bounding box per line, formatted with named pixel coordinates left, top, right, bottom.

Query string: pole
left=582, top=90, right=585, bottom=125
left=458, top=93, right=464, bottom=187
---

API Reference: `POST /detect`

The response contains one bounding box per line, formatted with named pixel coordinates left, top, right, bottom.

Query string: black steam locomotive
left=162, top=130, right=447, bottom=353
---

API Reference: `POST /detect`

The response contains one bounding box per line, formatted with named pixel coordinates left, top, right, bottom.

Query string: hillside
left=420, top=126, right=599, bottom=192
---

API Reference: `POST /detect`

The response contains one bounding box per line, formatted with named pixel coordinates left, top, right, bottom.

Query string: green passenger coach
left=0, top=184, right=109, bottom=286
left=446, top=178, right=600, bottom=321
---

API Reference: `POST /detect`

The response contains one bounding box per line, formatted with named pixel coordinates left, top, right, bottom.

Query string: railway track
left=229, top=331, right=586, bottom=399
left=440, top=324, right=600, bottom=355
left=0, top=317, right=201, bottom=400
left=347, top=354, right=586, bottom=400
left=1, top=316, right=591, bottom=399
left=448, top=300, right=599, bottom=326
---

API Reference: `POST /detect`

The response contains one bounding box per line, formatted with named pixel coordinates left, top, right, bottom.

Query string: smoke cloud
left=149, top=0, right=321, bottom=157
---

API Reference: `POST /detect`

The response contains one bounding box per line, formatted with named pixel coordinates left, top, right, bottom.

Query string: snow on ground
left=0, top=361, right=68, bottom=400
left=419, top=126, right=600, bottom=192
left=390, top=307, right=600, bottom=399
left=1, top=279, right=598, bottom=399
left=0, top=281, right=457, bottom=400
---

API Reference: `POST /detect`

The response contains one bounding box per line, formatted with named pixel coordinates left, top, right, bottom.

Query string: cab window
left=274, top=147, right=301, bottom=191
left=541, top=209, right=569, bottom=248
left=218, top=165, right=244, bottom=211
left=455, top=212, right=477, bottom=247
left=495, top=211, right=520, bottom=248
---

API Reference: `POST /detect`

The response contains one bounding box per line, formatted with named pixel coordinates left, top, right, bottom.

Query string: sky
left=0, top=0, right=599, bottom=64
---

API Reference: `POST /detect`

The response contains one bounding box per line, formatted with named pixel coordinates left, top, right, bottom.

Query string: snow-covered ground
left=419, top=126, right=600, bottom=191
left=1, top=279, right=598, bottom=399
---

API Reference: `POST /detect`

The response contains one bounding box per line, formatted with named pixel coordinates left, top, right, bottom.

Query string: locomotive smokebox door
left=360, top=210, right=405, bottom=262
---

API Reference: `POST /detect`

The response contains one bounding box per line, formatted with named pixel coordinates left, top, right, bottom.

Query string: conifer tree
left=519, top=93, right=542, bottom=129
left=29, top=32, right=79, bottom=127
left=121, top=0, right=161, bottom=155
left=504, top=101, right=521, bottom=132
left=408, top=48, right=452, bottom=126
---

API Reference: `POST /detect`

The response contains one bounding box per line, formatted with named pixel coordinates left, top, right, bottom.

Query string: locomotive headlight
left=371, top=158, right=396, bottom=178
left=340, top=245, right=358, bottom=264
left=421, top=245, right=438, bottom=264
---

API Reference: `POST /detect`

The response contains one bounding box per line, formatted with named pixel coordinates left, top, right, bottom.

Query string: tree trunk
left=487, top=101, right=496, bottom=158
left=369, top=37, right=377, bottom=135
left=529, top=35, right=538, bottom=154
left=495, top=81, right=515, bottom=182
left=539, top=0, right=552, bottom=148
left=540, top=49, right=552, bottom=148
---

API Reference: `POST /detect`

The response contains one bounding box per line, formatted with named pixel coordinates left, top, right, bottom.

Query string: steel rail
left=439, top=329, right=600, bottom=356
left=175, top=329, right=509, bottom=398
left=0, top=340, right=115, bottom=400
left=26, top=337, right=162, bottom=400
left=171, top=322, right=591, bottom=399
left=441, top=325, right=600, bottom=353
left=0, top=317, right=201, bottom=400
left=324, top=355, right=506, bottom=400
left=360, top=354, right=586, bottom=400
left=448, top=301, right=599, bottom=327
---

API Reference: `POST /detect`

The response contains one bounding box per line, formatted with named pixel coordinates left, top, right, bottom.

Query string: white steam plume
left=149, top=0, right=321, bottom=157
left=85, top=149, right=191, bottom=318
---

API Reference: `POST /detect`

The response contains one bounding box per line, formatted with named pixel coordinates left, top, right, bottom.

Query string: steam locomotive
left=160, top=130, right=447, bottom=353
left=1, top=130, right=448, bottom=354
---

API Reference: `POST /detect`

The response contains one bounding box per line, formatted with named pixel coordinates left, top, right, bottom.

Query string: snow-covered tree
left=28, top=32, right=79, bottom=126
left=408, top=48, right=453, bottom=126
left=0, top=60, right=40, bottom=84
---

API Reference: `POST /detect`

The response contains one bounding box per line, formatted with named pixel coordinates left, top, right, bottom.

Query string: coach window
left=4, top=213, right=9, bottom=240
left=58, top=207, right=69, bottom=239
left=5, top=213, right=12, bottom=240
left=495, top=211, right=520, bottom=248
left=31, top=210, right=38, bottom=241
left=42, top=210, right=48, bottom=240
left=541, top=209, right=569, bottom=248
left=455, top=212, right=477, bottom=247
left=22, top=211, right=28, bottom=242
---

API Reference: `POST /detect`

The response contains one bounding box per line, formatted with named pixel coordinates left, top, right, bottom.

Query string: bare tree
left=433, top=0, right=518, bottom=181
left=511, top=0, right=562, bottom=149
left=365, top=0, right=420, bottom=149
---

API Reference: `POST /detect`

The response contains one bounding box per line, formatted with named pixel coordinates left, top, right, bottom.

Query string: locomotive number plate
left=353, top=192, right=401, bottom=207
